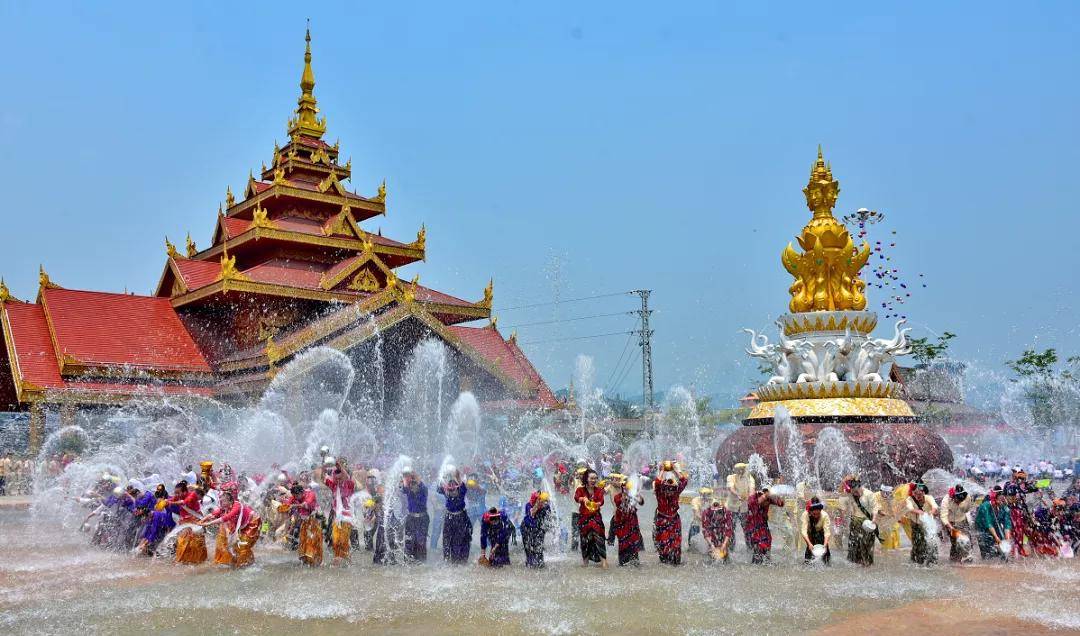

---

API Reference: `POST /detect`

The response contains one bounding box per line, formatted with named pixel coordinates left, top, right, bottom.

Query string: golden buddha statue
left=781, top=147, right=871, bottom=313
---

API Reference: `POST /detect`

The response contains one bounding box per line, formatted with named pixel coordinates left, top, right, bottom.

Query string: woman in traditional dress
left=905, top=481, right=939, bottom=565
left=840, top=476, right=881, bottom=566
left=800, top=497, right=832, bottom=565
left=199, top=490, right=261, bottom=568
left=653, top=461, right=688, bottom=565
left=325, top=459, right=356, bottom=565
left=939, top=484, right=974, bottom=563
left=521, top=490, right=551, bottom=568
left=687, top=486, right=713, bottom=554
left=436, top=467, right=472, bottom=564
left=746, top=487, right=785, bottom=564
left=575, top=468, right=608, bottom=567
left=480, top=507, right=513, bottom=567
left=136, top=482, right=175, bottom=556
left=400, top=468, right=429, bottom=563
left=286, top=482, right=323, bottom=566
left=701, top=496, right=735, bottom=563
left=168, top=480, right=206, bottom=565
left=608, top=475, right=645, bottom=566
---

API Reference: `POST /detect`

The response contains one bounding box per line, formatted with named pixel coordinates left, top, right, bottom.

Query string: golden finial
left=273, top=167, right=287, bottom=185
left=385, top=271, right=398, bottom=291
left=186, top=233, right=197, bottom=257
left=252, top=203, right=276, bottom=229
left=225, top=185, right=235, bottom=208
left=480, top=278, right=494, bottom=309
left=261, top=161, right=267, bottom=172
left=345, top=157, right=352, bottom=172
left=374, top=179, right=387, bottom=203
left=165, top=236, right=179, bottom=259
left=38, top=265, right=54, bottom=290
left=414, top=224, right=426, bottom=251
left=508, top=330, right=517, bottom=344
left=288, top=23, right=327, bottom=139
left=0, top=278, right=10, bottom=303
left=265, top=334, right=283, bottom=367
left=361, top=233, right=375, bottom=254
left=781, top=147, right=870, bottom=313
left=218, top=244, right=247, bottom=282
left=490, top=315, right=499, bottom=329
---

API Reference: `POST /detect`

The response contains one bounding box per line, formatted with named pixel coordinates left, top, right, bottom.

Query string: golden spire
left=0, top=277, right=10, bottom=303
left=781, top=146, right=870, bottom=313
left=186, top=233, right=197, bottom=257
left=803, top=144, right=840, bottom=219
left=287, top=25, right=327, bottom=139
left=225, top=185, right=235, bottom=208
left=374, top=179, right=387, bottom=203
left=38, top=265, right=55, bottom=290
left=165, top=236, right=179, bottom=259
left=480, top=278, right=494, bottom=309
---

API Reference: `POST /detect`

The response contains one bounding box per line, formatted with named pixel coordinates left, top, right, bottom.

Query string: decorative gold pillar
left=28, top=403, right=45, bottom=456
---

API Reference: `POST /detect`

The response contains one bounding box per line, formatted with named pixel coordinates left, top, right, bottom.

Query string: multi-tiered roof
left=0, top=30, right=557, bottom=414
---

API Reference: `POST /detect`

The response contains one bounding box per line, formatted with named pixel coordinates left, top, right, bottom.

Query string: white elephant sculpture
left=743, top=329, right=790, bottom=384
left=846, top=320, right=911, bottom=383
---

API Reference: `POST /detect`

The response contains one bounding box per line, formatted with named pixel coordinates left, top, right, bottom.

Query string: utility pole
left=631, top=289, right=654, bottom=410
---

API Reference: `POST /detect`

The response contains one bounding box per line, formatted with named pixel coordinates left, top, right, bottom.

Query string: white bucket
left=999, top=539, right=1013, bottom=555
left=811, top=544, right=827, bottom=558
left=862, top=519, right=877, bottom=532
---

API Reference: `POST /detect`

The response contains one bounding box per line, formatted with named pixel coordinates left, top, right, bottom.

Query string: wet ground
left=1, top=507, right=1078, bottom=635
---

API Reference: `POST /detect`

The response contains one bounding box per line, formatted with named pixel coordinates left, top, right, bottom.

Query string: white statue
left=743, top=329, right=789, bottom=384
left=845, top=320, right=911, bottom=383
left=794, top=341, right=839, bottom=383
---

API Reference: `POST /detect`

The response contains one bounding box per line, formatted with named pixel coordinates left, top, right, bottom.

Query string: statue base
left=715, top=418, right=952, bottom=487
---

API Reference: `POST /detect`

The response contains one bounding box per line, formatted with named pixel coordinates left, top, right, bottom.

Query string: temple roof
left=447, top=324, right=559, bottom=408
left=39, top=288, right=211, bottom=373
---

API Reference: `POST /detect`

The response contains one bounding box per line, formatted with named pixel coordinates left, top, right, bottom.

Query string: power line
left=603, top=332, right=635, bottom=393
left=507, top=311, right=633, bottom=329
left=612, top=348, right=641, bottom=395
left=519, top=330, right=633, bottom=346
left=496, top=291, right=635, bottom=312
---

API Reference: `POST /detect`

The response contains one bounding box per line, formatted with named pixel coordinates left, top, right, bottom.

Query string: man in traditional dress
left=940, top=483, right=974, bottom=563
left=726, top=462, right=755, bottom=551
left=801, top=497, right=832, bottom=564
left=840, top=476, right=881, bottom=566
left=400, top=468, right=429, bottom=563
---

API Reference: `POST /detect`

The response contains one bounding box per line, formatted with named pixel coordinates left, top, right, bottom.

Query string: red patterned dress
left=575, top=486, right=607, bottom=563
left=652, top=475, right=688, bottom=565
left=609, top=492, right=645, bottom=565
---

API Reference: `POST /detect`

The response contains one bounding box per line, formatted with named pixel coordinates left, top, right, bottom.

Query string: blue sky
left=1, top=2, right=1078, bottom=406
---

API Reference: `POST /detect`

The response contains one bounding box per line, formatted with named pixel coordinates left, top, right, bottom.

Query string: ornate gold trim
left=747, top=396, right=915, bottom=420
left=778, top=311, right=877, bottom=337
left=754, top=380, right=904, bottom=402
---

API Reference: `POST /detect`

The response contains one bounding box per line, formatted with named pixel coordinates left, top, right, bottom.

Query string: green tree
left=908, top=331, right=957, bottom=367
left=1005, top=348, right=1079, bottom=432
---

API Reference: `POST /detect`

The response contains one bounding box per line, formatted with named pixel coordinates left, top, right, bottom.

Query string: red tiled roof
left=41, top=288, right=211, bottom=372
left=173, top=258, right=222, bottom=291
left=221, top=216, right=250, bottom=238
left=2, top=300, right=63, bottom=388
left=323, top=254, right=365, bottom=282
left=448, top=325, right=530, bottom=386
left=414, top=285, right=473, bottom=307
left=249, top=179, right=369, bottom=202
left=241, top=259, right=328, bottom=289
left=446, top=325, right=558, bottom=408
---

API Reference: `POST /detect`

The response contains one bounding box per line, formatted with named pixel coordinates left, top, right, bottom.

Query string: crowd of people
left=958, top=453, right=1075, bottom=485
left=42, top=447, right=1080, bottom=572
left=0, top=452, right=77, bottom=496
